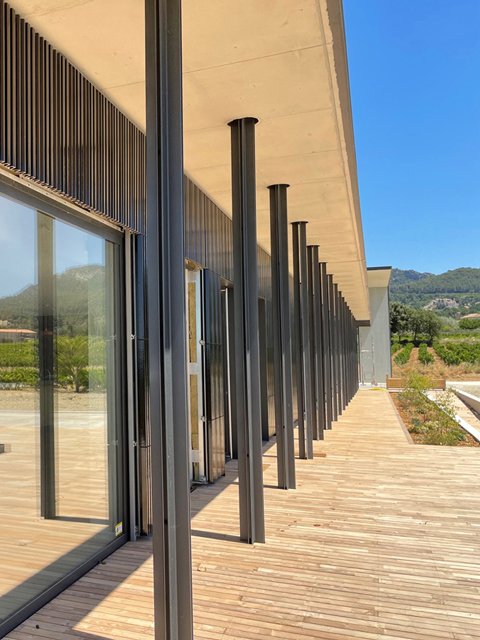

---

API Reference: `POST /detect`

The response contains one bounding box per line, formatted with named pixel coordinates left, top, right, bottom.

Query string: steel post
left=269, top=184, right=296, bottom=489
left=320, top=263, right=332, bottom=430
left=229, top=117, right=265, bottom=544
left=306, top=246, right=318, bottom=442
left=145, top=0, right=193, bottom=636
left=292, top=223, right=306, bottom=458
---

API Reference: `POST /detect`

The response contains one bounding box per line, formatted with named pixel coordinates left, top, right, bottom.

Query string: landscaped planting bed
left=390, top=372, right=479, bottom=447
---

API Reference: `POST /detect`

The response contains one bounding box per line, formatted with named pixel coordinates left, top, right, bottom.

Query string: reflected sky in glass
left=0, top=193, right=104, bottom=298
left=0, top=195, right=36, bottom=299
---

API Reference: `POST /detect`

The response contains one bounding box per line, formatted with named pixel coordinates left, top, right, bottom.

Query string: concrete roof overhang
left=367, top=267, right=392, bottom=289
left=8, top=0, right=370, bottom=320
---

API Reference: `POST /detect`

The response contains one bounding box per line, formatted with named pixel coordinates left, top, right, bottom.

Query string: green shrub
left=418, top=343, right=434, bottom=365
left=459, top=318, right=480, bottom=330
left=0, top=367, right=39, bottom=385
left=0, top=342, right=37, bottom=367
left=391, top=343, right=403, bottom=355
left=394, top=343, right=414, bottom=366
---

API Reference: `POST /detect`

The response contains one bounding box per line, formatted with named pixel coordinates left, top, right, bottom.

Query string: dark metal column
left=38, top=213, right=56, bottom=520
left=269, top=184, right=296, bottom=490
left=145, top=0, right=193, bottom=636
left=229, top=117, right=265, bottom=544
left=292, top=221, right=314, bottom=459
left=334, top=284, right=342, bottom=416
left=292, top=223, right=305, bottom=459
left=327, top=275, right=338, bottom=422
left=309, top=246, right=325, bottom=440
left=320, top=262, right=332, bottom=430
left=306, top=246, right=318, bottom=442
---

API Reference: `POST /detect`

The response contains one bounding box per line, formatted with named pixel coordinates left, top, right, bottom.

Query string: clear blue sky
left=343, top=0, right=480, bottom=275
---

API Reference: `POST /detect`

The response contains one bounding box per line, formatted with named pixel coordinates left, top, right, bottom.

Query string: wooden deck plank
left=6, top=390, right=480, bottom=639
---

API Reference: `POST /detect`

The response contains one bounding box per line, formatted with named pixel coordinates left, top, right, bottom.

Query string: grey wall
left=359, top=286, right=391, bottom=385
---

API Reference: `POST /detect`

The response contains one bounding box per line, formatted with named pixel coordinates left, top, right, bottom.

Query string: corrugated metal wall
left=0, top=0, right=277, bottom=457
left=185, top=178, right=275, bottom=438
left=202, top=269, right=225, bottom=482
left=258, top=247, right=275, bottom=437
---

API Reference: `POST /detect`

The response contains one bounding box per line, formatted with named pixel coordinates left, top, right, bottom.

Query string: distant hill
left=0, top=265, right=106, bottom=335
left=390, top=268, right=433, bottom=286
left=390, top=267, right=480, bottom=313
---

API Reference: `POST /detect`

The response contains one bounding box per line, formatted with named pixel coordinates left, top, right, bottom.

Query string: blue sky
left=0, top=194, right=104, bottom=299
left=343, top=0, right=480, bottom=274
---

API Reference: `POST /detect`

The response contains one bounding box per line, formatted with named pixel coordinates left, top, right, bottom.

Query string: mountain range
left=0, top=265, right=106, bottom=334
left=390, top=267, right=480, bottom=313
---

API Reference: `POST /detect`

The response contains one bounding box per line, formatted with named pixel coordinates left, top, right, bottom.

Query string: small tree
left=57, top=335, right=89, bottom=393
left=408, top=309, right=442, bottom=344
left=422, top=311, right=442, bottom=343
left=390, top=302, right=413, bottom=338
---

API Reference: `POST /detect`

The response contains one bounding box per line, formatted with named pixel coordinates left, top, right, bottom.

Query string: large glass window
left=0, top=192, right=124, bottom=626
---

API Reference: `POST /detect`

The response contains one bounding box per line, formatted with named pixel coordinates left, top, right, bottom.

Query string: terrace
left=7, top=390, right=480, bottom=640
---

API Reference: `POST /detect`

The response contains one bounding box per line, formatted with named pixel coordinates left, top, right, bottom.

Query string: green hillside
left=390, top=267, right=480, bottom=313
left=390, top=268, right=433, bottom=285
left=0, top=265, right=106, bottom=335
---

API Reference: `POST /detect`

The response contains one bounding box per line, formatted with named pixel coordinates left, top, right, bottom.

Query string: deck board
left=6, top=390, right=480, bottom=639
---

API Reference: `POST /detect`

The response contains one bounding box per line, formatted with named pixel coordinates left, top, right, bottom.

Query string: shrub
left=391, top=343, right=403, bottom=355
left=0, top=367, right=39, bottom=385
left=0, top=342, right=37, bottom=367
left=418, top=343, right=434, bottom=365
left=394, top=343, right=414, bottom=366
left=459, top=318, right=480, bottom=330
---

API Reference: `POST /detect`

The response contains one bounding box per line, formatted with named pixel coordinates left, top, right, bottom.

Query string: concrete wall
left=359, top=286, right=391, bottom=386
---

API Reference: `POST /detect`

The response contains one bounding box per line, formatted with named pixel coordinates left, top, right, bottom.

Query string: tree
left=422, top=310, right=442, bottom=343
left=409, top=309, right=442, bottom=344
left=57, top=335, right=89, bottom=393
left=389, top=302, right=412, bottom=336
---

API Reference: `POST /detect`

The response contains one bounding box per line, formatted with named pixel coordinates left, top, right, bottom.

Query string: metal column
left=292, top=222, right=314, bottom=459
left=334, top=284, right=342, bottom=416
left=308, top=246, right=325, bottom=440
left=320, top=262, right=332, bottom=430
left=145, top=0, right=193, bottom=637
left=306, top=246, right=318, bottom=442
left=292, top=223, right=305, bottom=458
left=327, top=274, right=338, bottom=423
left=38, top=213, right=56, bottom=520
left=229, top=117, right=265, bottom=544
left=269, top=184, right=296, bottom=490
left=333, top=283, right=342, bottom=417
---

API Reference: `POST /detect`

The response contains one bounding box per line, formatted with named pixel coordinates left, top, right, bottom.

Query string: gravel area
left=0, top=389, right=107, bottom=411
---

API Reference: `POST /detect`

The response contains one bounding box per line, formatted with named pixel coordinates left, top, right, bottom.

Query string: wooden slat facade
left=7, top=390, right=480, bottom=640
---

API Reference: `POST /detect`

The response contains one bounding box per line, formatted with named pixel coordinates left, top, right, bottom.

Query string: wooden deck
left=6, top=390, right=480, bottom=640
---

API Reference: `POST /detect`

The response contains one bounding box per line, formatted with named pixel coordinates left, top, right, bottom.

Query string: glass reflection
left=0, top=193, right=123, bottom=626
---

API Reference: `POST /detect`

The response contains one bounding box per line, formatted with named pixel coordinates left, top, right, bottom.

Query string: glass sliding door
left=0, top=191, right=125, bottom=628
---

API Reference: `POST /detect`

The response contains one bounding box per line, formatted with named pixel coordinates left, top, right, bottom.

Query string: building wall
left=359, top=286, right=391, bottom=386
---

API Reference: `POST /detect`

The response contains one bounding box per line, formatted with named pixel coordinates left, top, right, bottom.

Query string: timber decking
left=6, top=390, right=480, bottom=639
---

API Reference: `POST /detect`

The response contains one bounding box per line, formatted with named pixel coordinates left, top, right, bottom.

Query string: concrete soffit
left=6, top=0, right=370, bottom=321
